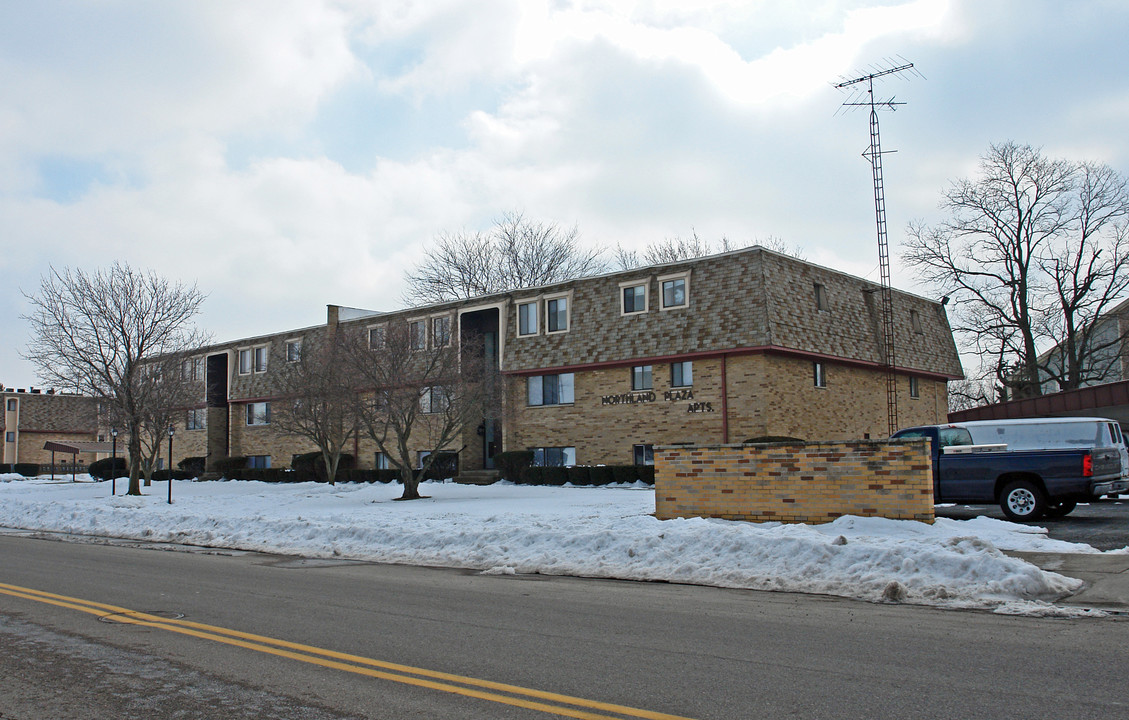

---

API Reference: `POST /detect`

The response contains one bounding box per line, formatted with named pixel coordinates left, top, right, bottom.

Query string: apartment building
left=165, top=247, right=962, bottom=473
left=1, top=387, right=100, bottom=466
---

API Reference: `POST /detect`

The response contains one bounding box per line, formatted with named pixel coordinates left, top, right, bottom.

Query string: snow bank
left=0, top=476, right=1110, bottom=615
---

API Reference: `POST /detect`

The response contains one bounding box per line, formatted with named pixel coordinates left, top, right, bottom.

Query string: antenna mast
left=835, top=60, right=917, bottom=436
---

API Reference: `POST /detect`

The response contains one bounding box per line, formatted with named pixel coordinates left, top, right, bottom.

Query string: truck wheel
left=1000, top=480, right=1047, bottom=521
left=1043, top=501, right=1077, bottom=518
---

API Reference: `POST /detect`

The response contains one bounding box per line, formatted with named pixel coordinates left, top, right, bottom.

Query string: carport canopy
left=42, top=440, right=114, bottom=455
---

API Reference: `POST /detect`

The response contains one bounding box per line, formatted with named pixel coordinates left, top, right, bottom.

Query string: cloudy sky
left=2, top=0, right=1128, bottom=387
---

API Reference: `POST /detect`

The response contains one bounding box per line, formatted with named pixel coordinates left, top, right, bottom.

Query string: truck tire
left=1043, top=500, right=1077, bottom=518
left=1000, top=479, right=1047, bottom=521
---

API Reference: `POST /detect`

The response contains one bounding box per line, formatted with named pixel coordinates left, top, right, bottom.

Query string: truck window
left=937, top=427, right=973, bottom=448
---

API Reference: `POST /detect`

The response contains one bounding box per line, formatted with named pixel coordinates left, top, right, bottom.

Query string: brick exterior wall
left=654, top=440, right=934, bottom=524
left=2, top=391, right=99, bottom=466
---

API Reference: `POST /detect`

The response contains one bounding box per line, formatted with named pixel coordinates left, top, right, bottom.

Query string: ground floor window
left=531, top=446, right=576, bottom=467
left=248, top=455, right=271, bottom=469
left=187, top=408, right=206, bottom=430
left=633, top=444, right=654, bottom=466
left=375, top=452, right=389, bottom=469
left=909, top=376, right=920, bottom=398
left=246, top=402, right=271, bottom=426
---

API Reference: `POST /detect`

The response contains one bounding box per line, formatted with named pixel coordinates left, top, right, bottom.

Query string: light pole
left=167, top=424, right=174, bottom=505
left=110, top=427, right=118, bottom=497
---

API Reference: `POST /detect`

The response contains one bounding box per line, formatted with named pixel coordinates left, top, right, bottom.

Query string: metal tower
left=835, top=60, right=918, bottom=436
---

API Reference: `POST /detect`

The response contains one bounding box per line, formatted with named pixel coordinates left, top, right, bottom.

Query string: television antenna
left=835, top=58, right=921, bottom=436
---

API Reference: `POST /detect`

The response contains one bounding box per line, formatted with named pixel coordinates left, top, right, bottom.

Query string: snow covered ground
left=1, top=473, right=1122, bottom=616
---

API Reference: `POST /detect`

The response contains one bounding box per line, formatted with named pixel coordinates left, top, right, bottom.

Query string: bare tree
left=22, top=264, right=208, bottom=495
left=135, top=353, right=199, bottom=485
left=614, top=232, right=803, bottom=270
left=404, top=211, right=606, bottom=305
left=344, top=322, right=492, bottom=500
left=903, top=141, right=1129, bottom=401
left=269, top=334, right=359, bottom=485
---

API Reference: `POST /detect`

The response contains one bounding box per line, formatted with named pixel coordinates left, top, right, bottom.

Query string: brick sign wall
left=654, top=440, right=934, bottom=524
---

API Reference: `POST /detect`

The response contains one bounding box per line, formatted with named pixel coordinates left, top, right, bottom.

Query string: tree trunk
left=399, top=471, right=423, bottom=500
left=127, top=427, right=143, bottom=496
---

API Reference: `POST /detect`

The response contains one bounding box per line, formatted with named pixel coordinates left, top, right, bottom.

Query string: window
left=527, top=373, right=574, bottom=406
left=186, top=409, right=207, bottom=430
left=546, top=296, right=568, bottom=333
left=247, top=455, right=271, bottom=469
left=814, top=283, right=829, bottom=311
left=432, top=316, right=451, bottom=347
left=238, top=349, right=252, bottom=375
left=671, top=361, right=693, bottom=388
left=531, top=446, right=576, bottom=467
left=6, top=399, right=15, bottom=411
left=633, top=444, right=654, bottom=466
left=910, top=309, right=923, bottom=334
left=246, top=402, right=271, bottom=426
left=518, top=301, right=538, bottom=336
left=286, top=340, right=301, bottom=363
left=369, top=326, right=385, bottom=349
left=417, top=450, right=430, bottom=469
left=374, top=452, right=389, bottom=470
left=813, top=362, right=826, bottom=388
left=660, top=276, right=688, bottom=309
left=909, top=376, right=920, bottom=399
left=622, top=284, right=647, bottom=314
left=5, top=431, right=14, bottom=443
left=410, top=320, right=426, bottom=350
left=253, top=346, right=268, bottom=373
left=420, top=386, right=451, bottom=414
left=631, top=365, right=653, bottom=391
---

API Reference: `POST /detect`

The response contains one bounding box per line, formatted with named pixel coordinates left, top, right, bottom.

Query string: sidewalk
left=1008, top=551, right=1129, bottom=614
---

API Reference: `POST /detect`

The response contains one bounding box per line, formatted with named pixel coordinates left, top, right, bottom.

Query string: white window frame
left=409, top=319, right=427, bottom=351
left=671, top=361, right=693, bottom=388
left=545, top=292, right=571, bottom=334
left=527, top=373, right=575, bottom=406
left=910, top=309, right=923, bottom=334
left=246, top=401, right=271, bottom=426
left=517, top=300, right=539, bottom=336
left=658, top=271, right=690, bottom=311
left=432, top=315, right=452, bottom=348
left=619, top=280, right=649, bottom=315
left=368, top=325, right=386, bottom=350
left=253, top=345, right=269, bottom=373
left=814, top=283, right=829, bottom=312
left=285, top=339, right=302, bottom=363
left=631, top=365, right=653, bottom=391
left=237, top=348, right=252, bottom=375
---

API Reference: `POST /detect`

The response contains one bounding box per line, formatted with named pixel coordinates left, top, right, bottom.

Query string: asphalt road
left=935, top=496, right=1129, bottom=550
left=2, top=534, right=1128, bottom=719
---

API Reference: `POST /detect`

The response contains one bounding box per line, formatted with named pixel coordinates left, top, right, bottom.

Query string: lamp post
left=167, top=424, right=174, bottom=505
left=110, top=427, right=118, bottom=497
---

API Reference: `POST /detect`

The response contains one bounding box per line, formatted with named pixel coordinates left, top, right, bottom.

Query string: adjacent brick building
left=164, top=247, right=962, bottom=473
left=2, top=387, right=100, bottom=466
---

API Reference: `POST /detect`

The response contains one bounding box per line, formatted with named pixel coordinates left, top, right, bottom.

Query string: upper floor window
left=432, top=316, right=452, bottom=347
left=814, top=283, right=829, bottom=311
left=238, top=348, right=252, bottom=375
left=813, top=362, right=827, bottom=388
left=246, top=402, right=271, bottom=426
left=410, top=321, right=426, bottom=350
left=518, top=301, right=538, bottom=336
left=286, top=340, right=301, bottom=363
left=182, top=357, right=203, bottom=381
left=910, top=309, right=923, bottom=334
left=660, top=275, right=688, bottom=309
left=369, top=326, right=385, bottom=349
left=671, top=361, right=693, bottom=387
left=631, top=365, right=653, bottom=391
left=186, top=408, right=207, bottom=430
left=621, top=283, right=647, bottom=314
left=6, top=399, right=16, bottom=411
left=528, top=373, right=574, bottom=406
left=420, top=386, right=451, bottom=414
left=5, top=431, right=14, bottom=443
left=909, top=376, right=920, bottom=399
left=546, top=296, right=569, bottom=333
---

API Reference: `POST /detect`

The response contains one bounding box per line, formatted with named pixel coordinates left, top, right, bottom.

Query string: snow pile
left=0, top=476, right=1109, bottom=615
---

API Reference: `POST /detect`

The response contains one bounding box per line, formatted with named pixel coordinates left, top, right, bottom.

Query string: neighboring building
left=168, top=247, right=963, bottom=472
left=1, top=387, right=100, bottom=466
left=1037, top=296, right=1129, bottom=394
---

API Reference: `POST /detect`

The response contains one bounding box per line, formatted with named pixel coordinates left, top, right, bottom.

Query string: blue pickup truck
left=891, top=424, right=1128, bottom=521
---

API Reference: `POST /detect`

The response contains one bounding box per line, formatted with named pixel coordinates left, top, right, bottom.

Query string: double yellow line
left=0, top=581, right=696, bottom=720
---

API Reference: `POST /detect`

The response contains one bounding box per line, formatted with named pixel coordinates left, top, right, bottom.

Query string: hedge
left=88, top=457, right=128, bottom=480
left=151, top=469, right=194, bottom=481
left=213, top=456, right=248, bottom=477
left=178, top=456, right=206, bottom=474
left=14, top=463, right=40, bottom=477
left=514, top=464, right=654, bottom=486
left=290, top=452, right=357, bottom=483
left=493, top=450, right=534, bottom=482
